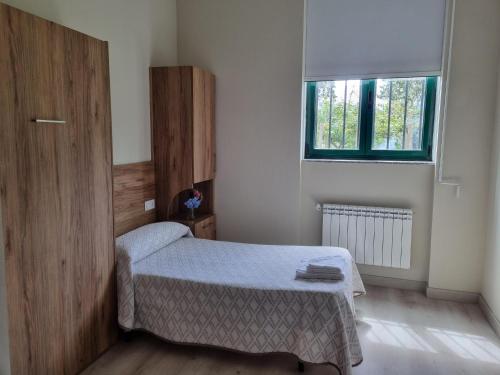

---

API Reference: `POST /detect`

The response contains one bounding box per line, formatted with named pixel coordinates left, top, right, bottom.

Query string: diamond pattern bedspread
left=117, top=238, right=365, bottom=374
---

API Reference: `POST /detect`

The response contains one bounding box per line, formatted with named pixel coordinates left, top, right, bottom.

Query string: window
left=305, top=76, right=437, bottom=161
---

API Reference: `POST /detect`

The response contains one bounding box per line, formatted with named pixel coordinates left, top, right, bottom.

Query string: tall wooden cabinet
left=150, top=66, right=216, bottom=239
left=0, top=4, right=116, bottom=374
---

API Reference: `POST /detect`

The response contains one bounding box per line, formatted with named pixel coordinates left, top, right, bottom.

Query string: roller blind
left=304, top=0, right=446, bottom=81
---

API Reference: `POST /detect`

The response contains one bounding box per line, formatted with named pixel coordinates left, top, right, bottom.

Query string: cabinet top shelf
left=170, top=213, right=214, bottom=225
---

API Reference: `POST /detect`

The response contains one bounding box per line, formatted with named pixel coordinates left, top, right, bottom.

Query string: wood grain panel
left=150, top=67, right=194, bottom=220
left=151, top=66, right=216, bottom=235
left=194, top=215, right=216, bottom=240
left=113, top=162, right=156, bottom=236
left=0, top=4, right=115, bottom=374
left=193, top=67, right=216, bottom=183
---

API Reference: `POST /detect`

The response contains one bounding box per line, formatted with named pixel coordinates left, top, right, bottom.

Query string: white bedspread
left=117, top=238, right=365, bottom=374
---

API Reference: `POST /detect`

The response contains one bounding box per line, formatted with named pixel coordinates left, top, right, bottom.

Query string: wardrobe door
left=60, top=21, right=116, bottom=373
left=192, top=67, right=216, bottom=183
left=0, top=4, right=115, bottom=375
left=151, top=66, right=194, bottom=220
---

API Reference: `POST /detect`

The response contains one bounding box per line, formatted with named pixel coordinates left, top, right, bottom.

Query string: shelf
left=170, top=213, right=214, bottom=225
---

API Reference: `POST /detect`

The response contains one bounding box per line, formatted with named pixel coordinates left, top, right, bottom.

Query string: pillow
left=116, top=221, right=192, bottom=264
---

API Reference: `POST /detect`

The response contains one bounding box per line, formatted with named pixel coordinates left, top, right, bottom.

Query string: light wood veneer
left=113, top=162, right=156, bottom=236
left=150, top=66, right=216, bottom=240
left=0, top=4, right=116, bottom=374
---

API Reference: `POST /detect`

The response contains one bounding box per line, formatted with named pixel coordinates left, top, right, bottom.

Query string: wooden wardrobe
left=0, top=4, right=116, bottom=374
left=151, top=66, right=216, bottom=239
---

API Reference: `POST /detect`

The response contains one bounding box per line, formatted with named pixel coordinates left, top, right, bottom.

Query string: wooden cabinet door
left=0, top=4, right=115, bottom=374
left=151, top=67, right=194, bottom=220
left=194, top=215, right=216, bottom=240
left=192, top=67, right=215, bottom=183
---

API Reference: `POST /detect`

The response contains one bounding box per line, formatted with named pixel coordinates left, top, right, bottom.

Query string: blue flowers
left=184, top=189, right=203, bottom=209
left=184, top=197, right=202, bottom=209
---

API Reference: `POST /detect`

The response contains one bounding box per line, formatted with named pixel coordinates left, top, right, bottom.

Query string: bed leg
left=120, top=329, right=135, bottom=342
left=297, top=361, right=305, bottom=372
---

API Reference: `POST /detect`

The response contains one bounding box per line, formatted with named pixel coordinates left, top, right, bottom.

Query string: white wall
left=1, top=0, right=178, bottom=164
left=0, top=204, right=10, bottom=375
left=482, top=67, right=500, bottom=323
left=300, top=162, right=434, bottom=283
left=428, top=0, right=500, bottom=293
left=177, top=0, right=436, bottom=283
left=178, top=0, right=500, bottom=292
left=177, top=0, right=304, bottom=245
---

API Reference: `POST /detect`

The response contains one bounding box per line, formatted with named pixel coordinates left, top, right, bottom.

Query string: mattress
left=117, top=236, right=365, bottom=374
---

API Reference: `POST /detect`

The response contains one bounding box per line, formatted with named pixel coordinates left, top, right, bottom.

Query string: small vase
left=188, top=208, right=195, bottom=220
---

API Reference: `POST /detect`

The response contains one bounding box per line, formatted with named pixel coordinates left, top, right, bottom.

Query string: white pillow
left=116, top=221, right=192, bottom=264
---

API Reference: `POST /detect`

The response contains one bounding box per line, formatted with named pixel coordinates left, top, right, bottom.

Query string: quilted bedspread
left=117, top=238, right=365, bottom=374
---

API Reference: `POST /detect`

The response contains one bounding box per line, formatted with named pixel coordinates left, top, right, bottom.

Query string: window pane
left=314, top=80, right=361, bottom=150
left=372, top=77, right=426, bottom=151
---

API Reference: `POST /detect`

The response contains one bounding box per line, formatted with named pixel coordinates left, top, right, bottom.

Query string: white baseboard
left=426, top=287, right=479, bottom=303
left=479, top=295, right=500, bottom=338
left=361, top=274, right=427, bottom=292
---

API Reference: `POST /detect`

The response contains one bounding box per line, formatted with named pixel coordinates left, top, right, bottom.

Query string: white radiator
left=321, top=204, right=413, bottom=269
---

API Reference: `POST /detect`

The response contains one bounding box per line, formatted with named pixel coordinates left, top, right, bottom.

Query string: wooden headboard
left=113, top=161, right=157, bottom=236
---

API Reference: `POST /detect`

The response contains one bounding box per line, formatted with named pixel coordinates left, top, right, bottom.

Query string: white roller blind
left=305, top=0, right=446, bottom=81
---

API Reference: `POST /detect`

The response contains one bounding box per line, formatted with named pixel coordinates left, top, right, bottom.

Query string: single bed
left=116, top=222, right=366, bottom=374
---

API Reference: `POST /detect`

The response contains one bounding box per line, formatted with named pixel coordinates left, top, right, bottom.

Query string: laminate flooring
left=82, top=285, right=500, bottom=375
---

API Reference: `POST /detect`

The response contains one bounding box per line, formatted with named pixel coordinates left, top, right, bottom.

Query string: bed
left=116, top=222, right=366, bottom=374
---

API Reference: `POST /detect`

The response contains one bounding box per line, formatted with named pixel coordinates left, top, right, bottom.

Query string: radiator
left=321, top=204, right=412, bottom=269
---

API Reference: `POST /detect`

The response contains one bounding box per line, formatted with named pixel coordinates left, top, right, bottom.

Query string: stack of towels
left=296, top=256, right=345, bottom=281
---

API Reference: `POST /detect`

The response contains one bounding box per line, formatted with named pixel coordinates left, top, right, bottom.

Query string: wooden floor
left=82, top=286, right=500, bottom=375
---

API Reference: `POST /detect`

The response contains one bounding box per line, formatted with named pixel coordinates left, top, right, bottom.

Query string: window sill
left=302, top=158, right=436, bottom=166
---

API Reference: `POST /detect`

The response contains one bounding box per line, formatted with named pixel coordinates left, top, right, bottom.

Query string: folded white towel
left=295, top=256, right=346, bottom=281
left=296, top=268, right=344, bottom=281
left=306, top=256, right=345, bottom=273
left=306, top=264, right=343, bottom=273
